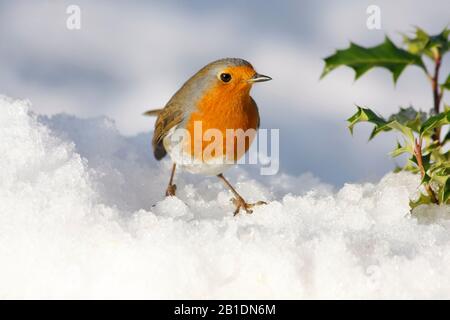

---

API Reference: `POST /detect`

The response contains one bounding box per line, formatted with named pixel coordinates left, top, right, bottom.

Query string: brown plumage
left=143, top=58, right=271, bottom=215
left=147, top=106, right=184, bottom=160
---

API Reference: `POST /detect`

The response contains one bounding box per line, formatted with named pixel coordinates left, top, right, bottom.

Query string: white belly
left=162, top=126, right=234, bottom=176
left=177, top=160, right=234, bottom=176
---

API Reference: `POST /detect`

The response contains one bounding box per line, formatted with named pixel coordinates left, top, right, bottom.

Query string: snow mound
left=1, top=95, right=450, bottom=299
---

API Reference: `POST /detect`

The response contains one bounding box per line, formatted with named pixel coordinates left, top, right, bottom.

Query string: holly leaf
left=404, top=26, right=449, bottom=59
left=347, top=106, right=415, bottom=142
left=403, top=160, right=421, bottom=174
left=440, top=178, right=450, bottom=204
left=429, top=164, right=450, bottom=184
left=347, top=106, right=388, bottom=137
left=427, top=162, right=450, bottom=204
left=419, top=110, right=450, bottom=137
left=402, top=27, right=431, bottom=55
left=410, top=192, right=433, bottom=210
left=388, top=106, right=426, bottom=132
left=443, top=127, right=450, bottom=145
left=321, top=37, right=425, bottom=83
left=387, top=121, right=415, bottom=143
left=442, top=74, right=450, bottom=91
left=390, top=141, right=413, bottom=158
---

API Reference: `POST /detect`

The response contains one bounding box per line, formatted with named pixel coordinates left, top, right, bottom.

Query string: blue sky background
left=0, top=0, right=449, bottom=185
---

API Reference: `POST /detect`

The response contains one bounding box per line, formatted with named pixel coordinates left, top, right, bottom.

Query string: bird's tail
left=142, top=108, right=163, bottom=117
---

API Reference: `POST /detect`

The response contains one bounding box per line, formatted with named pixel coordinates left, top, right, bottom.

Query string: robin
left=144, top=58, right=272, bottom=215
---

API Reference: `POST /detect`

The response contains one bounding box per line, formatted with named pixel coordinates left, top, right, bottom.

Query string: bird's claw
left=165, top=184, right=177, bottom=197
left=231, top=197, right=267, bottom=216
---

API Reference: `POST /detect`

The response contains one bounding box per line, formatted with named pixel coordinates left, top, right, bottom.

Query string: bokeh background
left=1, top=0, right=449, bottom=185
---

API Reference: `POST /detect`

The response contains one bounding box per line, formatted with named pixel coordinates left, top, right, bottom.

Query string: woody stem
left=431, top=53, right=442, bottom=143
left=414, top=138, right=438, bottom=203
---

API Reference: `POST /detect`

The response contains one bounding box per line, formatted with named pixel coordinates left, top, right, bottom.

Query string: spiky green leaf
left=429, top=163, right=450, bottom=184
left=442, top=74, right=450, bottom=91
left=387, top=121, right=415, bottom=142
left=390, top=141, right=413, bottom=158
left=419, top=110, right=450, bottom=137
left=443, top=128, right=450, bottom=145
left=347, top=106, right=415, bottom=142
left=322, top=37, right=425, bottom=83
left=402, top=27, right=431, bottom=55
left=347, top=106, right=387, bottom=135
left=388, top=106, right=426, bottom=132
left=410, top=192, right=433, bottom=210
left=441, top=178, right=450, bottom=203
left=403, top=26, right=449, bottom=59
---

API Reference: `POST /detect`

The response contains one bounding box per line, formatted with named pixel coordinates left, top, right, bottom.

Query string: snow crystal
left=1, top=95, right=450, bottom=299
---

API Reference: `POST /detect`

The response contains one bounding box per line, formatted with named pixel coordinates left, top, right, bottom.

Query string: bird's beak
left=247, top=73, right=272, bottom=83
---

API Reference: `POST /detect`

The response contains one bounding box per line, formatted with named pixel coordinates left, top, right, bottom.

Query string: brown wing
left=152, top=103, right=185, bottom=160
left=142, top=108, right=163, bottom=117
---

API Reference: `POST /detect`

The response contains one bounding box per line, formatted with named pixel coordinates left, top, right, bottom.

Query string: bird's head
left=195, top=58, right=272, bottom=97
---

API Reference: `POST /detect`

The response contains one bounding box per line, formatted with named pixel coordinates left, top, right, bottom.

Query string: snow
left=1, top=95, right=450, bottom=299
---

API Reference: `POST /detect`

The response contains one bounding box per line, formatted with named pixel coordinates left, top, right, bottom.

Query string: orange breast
left=184, top=84, right=259, bottom=162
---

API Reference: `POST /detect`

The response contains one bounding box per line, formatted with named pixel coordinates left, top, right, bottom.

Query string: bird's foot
left=165, top=184, right=177, bottom=197
left=231, top=197, right=267, bottom=216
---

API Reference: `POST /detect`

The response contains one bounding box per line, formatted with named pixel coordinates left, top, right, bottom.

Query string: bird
left=144, top=58, right=272, bottom=215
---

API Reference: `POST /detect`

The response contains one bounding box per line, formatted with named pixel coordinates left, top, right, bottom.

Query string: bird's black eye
left=220, top=73, right=232, bottom=83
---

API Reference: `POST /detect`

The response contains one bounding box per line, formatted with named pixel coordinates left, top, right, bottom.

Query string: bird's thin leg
left=165, top=163, right=177, bottom=196
left=217, top=173, right=267, bottom=215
